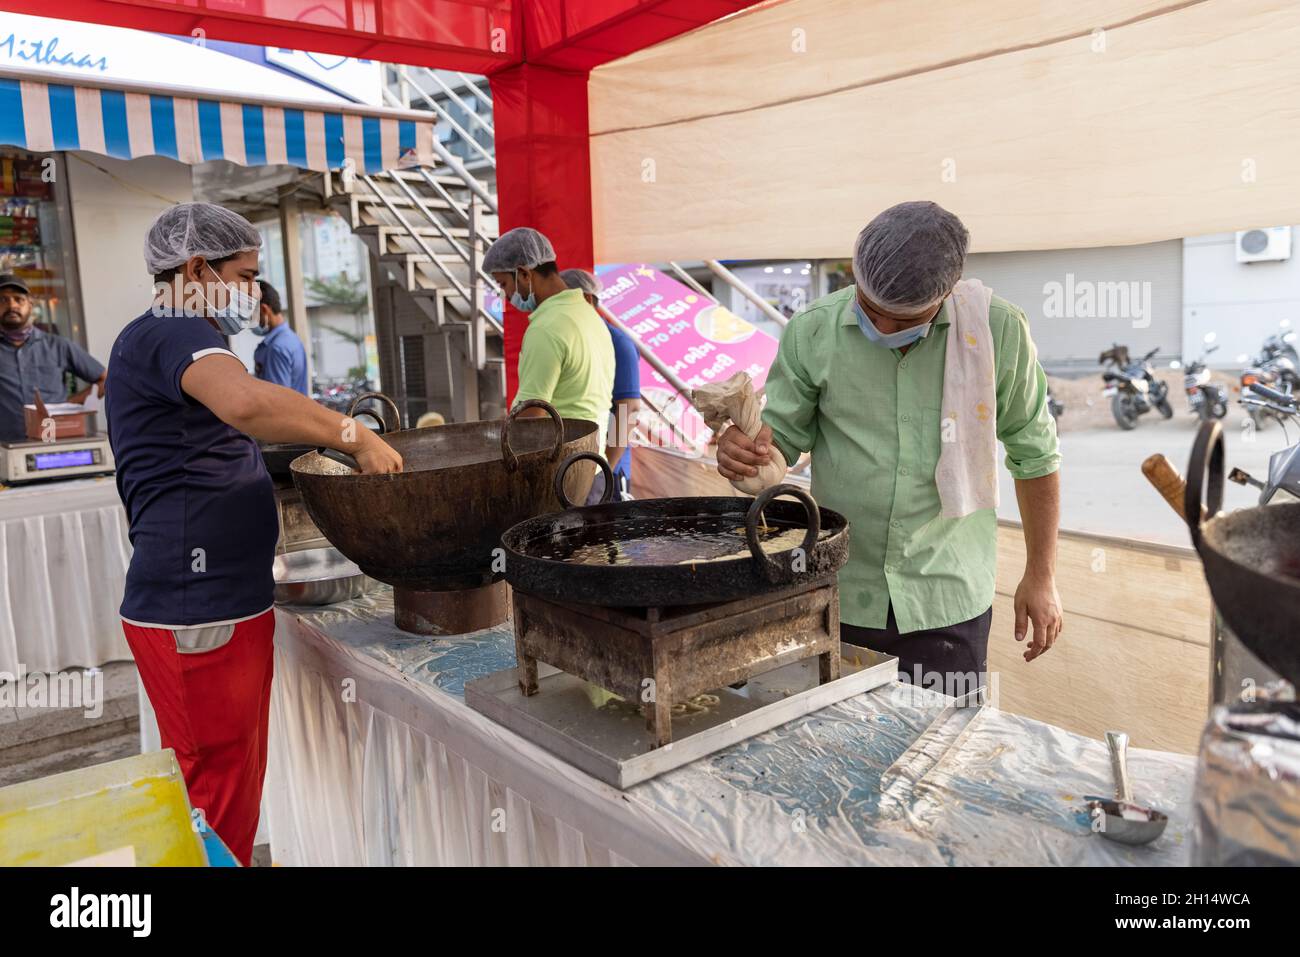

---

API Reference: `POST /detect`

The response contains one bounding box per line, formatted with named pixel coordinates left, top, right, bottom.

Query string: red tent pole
left=489, top=63, right=593, bottom=406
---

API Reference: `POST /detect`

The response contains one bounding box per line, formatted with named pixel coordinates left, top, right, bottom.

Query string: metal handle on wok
left=745, top=484, right=820, bottom=584
left=348, top=392, right=402, bottom=433
left=348, top=409, right=386, bottom=434
left=318, top=448, right=361, bottom=472
left=501, top=399, right=564, bottom=473
left=1184, top=419, right=1224, bottom=553
left=552, top=451, right=615, bottom=509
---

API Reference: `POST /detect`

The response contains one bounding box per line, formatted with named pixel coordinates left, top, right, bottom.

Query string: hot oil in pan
left=529, top=515, right=822, bottom=566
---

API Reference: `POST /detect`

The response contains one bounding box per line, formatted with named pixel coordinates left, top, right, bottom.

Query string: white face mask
left=853, top=298, right=938, bottom=349
left=510, top=270, right=537, bottom=312
left=200, top=263, right=261, bottom=335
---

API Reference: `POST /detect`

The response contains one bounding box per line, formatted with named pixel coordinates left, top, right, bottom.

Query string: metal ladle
left=1086, top=731, right=1168, bottom=846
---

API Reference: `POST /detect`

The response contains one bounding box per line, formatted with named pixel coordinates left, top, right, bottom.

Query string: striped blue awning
left=0, top=74, right=436, bottom=174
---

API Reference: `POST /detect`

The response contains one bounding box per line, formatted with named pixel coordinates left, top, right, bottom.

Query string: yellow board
left=0, top=749, right=207, bottom=867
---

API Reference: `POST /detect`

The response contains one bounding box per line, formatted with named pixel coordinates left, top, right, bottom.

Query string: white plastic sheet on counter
left=1193, top=701, right=1300, bottom=865
left=264, top=588, right=1196, bottom=866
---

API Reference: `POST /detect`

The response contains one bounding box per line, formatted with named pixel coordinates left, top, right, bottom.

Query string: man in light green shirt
left=718, top=202, right=1062, bottom=688
left=485, top=228, right=615, bottom=450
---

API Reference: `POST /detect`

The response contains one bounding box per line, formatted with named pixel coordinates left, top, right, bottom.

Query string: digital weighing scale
left=0, top=434, right=115, bottom=484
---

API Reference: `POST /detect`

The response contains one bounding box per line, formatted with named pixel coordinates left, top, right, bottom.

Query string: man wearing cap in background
left=252, top=280, right=309, bottom=395
left=484, top=228, right=615, bottom=469
left=717, top=201, right=1063, bottom=690
left=561, top=268, right=641, bottom=501
left=107, top=202, right=402, bottom=865
left=0, top=274, right=107, bottom=442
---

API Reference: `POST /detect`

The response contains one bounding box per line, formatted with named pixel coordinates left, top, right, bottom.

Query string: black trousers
left=841, top=604, right=992, bottom=691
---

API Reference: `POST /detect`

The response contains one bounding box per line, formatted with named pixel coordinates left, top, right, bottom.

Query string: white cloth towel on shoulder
left=936, top=278, right=999, bottom=518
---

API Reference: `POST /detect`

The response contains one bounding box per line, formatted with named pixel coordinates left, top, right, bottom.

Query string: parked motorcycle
left=1231, top=381, right=1300, bottom=504
left=1100, top=343, right=1172, bottom=430
left=1171, top=333, right=1227, bottom=421
left=1262, top=320, right=1300, bottom=364
left=312, top=377, right=374, bottom=414
left=1240, top=323, right=1299, bottom=430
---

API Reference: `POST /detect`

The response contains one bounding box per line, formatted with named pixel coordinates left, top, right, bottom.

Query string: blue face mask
left=250, top=322, right=270, bottom=337
left=510, top=271, right=537, bottom=313
left=854, top=299, right=933, bottom=349
left=201, top=263, right=261, bottom=336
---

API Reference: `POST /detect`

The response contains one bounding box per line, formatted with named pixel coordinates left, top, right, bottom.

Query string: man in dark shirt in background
left=0, top=274, right=107, bottom=441
left=252, top=280, right=309, bottom=395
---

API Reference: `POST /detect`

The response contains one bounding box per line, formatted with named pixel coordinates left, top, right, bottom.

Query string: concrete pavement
left=997, top=405, right=1295, bottom=547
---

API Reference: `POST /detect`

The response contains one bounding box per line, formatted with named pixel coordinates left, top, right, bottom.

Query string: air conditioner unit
left=1236, top=226, right=1292, bottom=263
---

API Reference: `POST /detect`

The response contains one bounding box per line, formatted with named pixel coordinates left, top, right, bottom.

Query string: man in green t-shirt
left=717, top=202, right=1063, bottom=691
left=486, top=228, right=615, bottom=453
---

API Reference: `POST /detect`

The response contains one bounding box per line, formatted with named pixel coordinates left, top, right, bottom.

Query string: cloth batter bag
left=936, top=278, right=999, bottom=518
left=694, top=371, right=788, bottom=494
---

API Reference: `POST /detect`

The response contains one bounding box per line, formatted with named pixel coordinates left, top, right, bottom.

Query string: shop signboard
left=264, top=47, right=383, bottom=106
left=596, top=264, right=779, bottom=451
left=0, top=12, right=349, bottom=105
left=487, top=266, right=779, bottom=453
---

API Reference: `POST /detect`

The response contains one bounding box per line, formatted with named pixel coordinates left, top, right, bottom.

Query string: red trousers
left=123, top=610, right=275, bottom=866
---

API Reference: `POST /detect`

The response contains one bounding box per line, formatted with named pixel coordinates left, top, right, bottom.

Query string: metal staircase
left=324, top=67, right=504, bottom=425
left=324, top=66, right=762, bottom=433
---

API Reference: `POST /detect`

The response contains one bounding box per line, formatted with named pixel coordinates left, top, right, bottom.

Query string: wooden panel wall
left=991, top=526, right=1209, bottom=754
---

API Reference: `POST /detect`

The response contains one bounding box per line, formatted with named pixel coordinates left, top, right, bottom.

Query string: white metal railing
left=595, top=303, right=703, bottom=453
left=704, top=259, right=789, bottom=327
left=358, top=172, right=502, bottom=369
left=454, top=71, right=491, bottom=107
left=391, top=66, right=495, bottom=169
left=370, top=66, right=790, bottom=429
left=369, top=66, right=505, bottom=368
left=667, top=262, right=718, bottom=301
left=414, top=166, right=496, bottom=235
left=384, top=171, right=499, bottom=294
left=423, top=71, right=494, bottom=140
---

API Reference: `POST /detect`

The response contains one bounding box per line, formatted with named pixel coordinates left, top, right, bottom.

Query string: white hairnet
left=560, top=268, right=601, bottom=296
left=852, top=201, right=969, bottom=314
left=145, top=202, right=262, bottom=276
left=483, top=227, right=556, bottom=274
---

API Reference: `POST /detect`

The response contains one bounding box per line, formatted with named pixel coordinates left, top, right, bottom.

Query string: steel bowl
left=272, top=546, right=371, bottom=606
left=290, top=399, right=600, bottom=591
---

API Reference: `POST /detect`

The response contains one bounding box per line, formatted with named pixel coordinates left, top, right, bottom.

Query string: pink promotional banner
left=595, top=264, right=779, bottom=452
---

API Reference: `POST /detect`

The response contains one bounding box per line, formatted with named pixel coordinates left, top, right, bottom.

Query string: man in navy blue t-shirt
left=108, top=202, right=402, bottom=864
left=561, top=269, right=641, bottom=499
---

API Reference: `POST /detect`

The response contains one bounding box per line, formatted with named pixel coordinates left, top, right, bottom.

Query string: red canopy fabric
left=0, top=0, right=759, bottom=73
left=0, top=0, right=518, bottom=72
left=491, top=62, right=594, bottom=404
left=524, top=0, right=756, bottom=70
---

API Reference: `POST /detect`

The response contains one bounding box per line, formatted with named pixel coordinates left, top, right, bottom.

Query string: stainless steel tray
left=465, top=642, right=897, bottom=789
left=273, top=546, right=372, bottom=606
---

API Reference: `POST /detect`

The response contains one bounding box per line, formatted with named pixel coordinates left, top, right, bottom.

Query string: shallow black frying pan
left=500, top=453, right=850, bottom=607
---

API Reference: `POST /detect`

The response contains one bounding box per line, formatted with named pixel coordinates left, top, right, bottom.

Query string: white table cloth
left=264, top=588, right=1198, bottom=867
left=0, top=477, right=131, bottom=674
